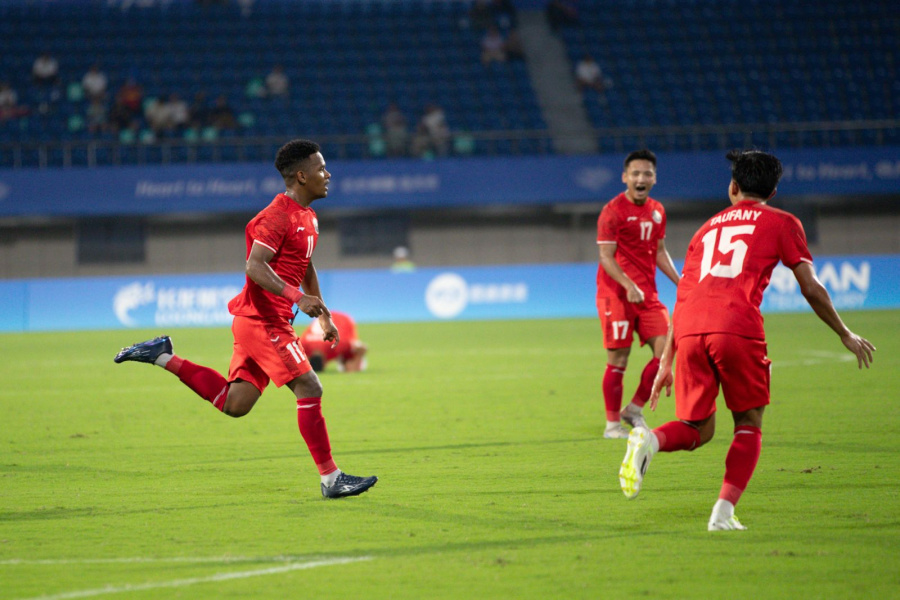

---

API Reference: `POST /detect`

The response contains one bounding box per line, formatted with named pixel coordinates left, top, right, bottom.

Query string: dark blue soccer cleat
left=114, top=335, right=173, bottom=364
left=321, top=472, right=378, bottom=499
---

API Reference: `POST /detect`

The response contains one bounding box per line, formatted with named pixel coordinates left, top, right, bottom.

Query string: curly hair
left=274, top=139, right=320, bottom=182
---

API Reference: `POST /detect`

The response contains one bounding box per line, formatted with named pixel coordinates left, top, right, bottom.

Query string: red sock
left=719, top=426, right=762, bottom=506
left=631, top=357, right=660, bottom=408
left=603, top=364, right=625, bottom=421
left=166, top=356, right=228, bottom=411
left=296, top=397, right=337, bottom=475
left=653, top=420, right=701, bottom=452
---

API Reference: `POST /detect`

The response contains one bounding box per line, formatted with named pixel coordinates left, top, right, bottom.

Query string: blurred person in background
left=81, top=64, right=108, bottom=101
left=391, top=246, right=416, bottom=272
left=596, top=149, right=680, bottom=439
left=301, top=311, right=368, bottom=373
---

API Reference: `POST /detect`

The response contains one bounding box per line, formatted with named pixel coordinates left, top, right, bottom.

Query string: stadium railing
left=1, top=119, right=897, bottom=169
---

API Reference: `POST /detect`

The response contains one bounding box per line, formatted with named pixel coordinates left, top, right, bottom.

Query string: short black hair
left=275, top=139, right=320, bottom=182
left=726, top=149, right=783, bottom=199
left=624, top=149, right=657, bottom=170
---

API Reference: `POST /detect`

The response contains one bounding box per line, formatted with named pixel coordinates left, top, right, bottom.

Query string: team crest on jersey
left=313, top=218, right=319, bottom=234
left=652, top=210, right=662, bottom=224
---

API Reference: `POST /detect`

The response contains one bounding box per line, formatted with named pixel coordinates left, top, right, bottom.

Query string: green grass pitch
left=1, top=311, right=898, bottom=599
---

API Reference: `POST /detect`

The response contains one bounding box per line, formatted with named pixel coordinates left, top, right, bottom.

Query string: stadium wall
left=0, top=255, right=896, bottom=333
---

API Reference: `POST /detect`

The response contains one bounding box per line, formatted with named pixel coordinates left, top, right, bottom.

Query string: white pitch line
left=1, top=555, right=308, bottom=566
left=12, top=556, right=371, bottom=600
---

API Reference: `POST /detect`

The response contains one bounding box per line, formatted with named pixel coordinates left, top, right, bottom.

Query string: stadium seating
left=561, top=0, right=898, bottom=152
left=0, top=0, right=896, bottom=167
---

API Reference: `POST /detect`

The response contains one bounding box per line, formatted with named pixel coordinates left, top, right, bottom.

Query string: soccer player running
left=114, top=139, right=377, bottom=499
left=618, top=149, right=875, bottom=530
left=596, top=150, right=681, bottom=439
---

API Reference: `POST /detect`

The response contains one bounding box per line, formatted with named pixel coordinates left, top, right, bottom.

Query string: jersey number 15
left=699, top=225, right=756, bottom=281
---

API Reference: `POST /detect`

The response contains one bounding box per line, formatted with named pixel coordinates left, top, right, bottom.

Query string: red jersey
left=674, top=199, right=812, bottom=341
left=300, top=311, right=357, bottom=360
left=596, top=193, right=667, bottom=300
left=228, top=194, right=319, bottom=321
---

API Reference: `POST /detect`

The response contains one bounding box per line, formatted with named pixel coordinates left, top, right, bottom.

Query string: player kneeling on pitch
left=617, top=149, right=875, bottom=530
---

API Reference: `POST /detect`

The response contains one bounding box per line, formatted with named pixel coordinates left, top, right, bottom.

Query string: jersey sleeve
left=249, top=210, right=289, bottom=254
left=597, top=205, right=620, bottom=244
left=778, top=214, right=814, bottom=268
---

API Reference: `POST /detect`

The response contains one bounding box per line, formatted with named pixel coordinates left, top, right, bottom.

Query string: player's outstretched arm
left=793, top=262, right=876, bottom=369
left=649, top=324, right=675, bottom=410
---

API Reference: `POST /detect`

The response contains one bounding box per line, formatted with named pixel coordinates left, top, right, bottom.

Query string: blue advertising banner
left=0, top=254, right=896, bottom=333
left=1, top=147, right=898, bottom=218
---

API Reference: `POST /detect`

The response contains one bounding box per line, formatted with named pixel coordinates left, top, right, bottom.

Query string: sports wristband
left=280, top=285, right=303, bottom=304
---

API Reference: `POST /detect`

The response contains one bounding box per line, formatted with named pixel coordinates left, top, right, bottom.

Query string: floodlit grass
left=1, top=311, right=897, bottom=599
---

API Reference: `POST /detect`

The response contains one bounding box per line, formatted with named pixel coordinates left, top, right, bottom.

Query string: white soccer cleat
left=619, top=426, right=655, bottom=499
left=603, top=422, right=630, bottom=439
left=708, top=515, right=748, bottom=531
left=708, top=499, right=748, bottom=531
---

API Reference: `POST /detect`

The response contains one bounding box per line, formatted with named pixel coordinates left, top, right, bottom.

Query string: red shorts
left=596, top=295, right=670, bottom=350
left=674, top=333, right=771, bottom=421
left=228, top=316, right=312, bottom=392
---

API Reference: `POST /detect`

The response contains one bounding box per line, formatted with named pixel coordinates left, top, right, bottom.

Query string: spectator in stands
left=86, top=97, right=109, bottom=134
left=0, top=82, right=27, bottom=120
left=505, top=28, right=526, bottom=61
left=81, top=64, right=108, bottom=101
left=410, top=122, right=433, bottom=158
left=481, top=26, right=507, bottom=65
left=189, top=91, right=212, bottom=129
left=168, top=93, right=190, bottom=131
left=420, top=103, right=451, bottom=156
left=209, top=94, right=237, bottom=130
left=32, top=52, right=60, bottom=86
left=381, top=102, right=409, bottom=157
left=575, top=53, right=613, bottom=94
left=265, top=65, right=289, bottom=97
left=492, top=0, right=518, bottom=29
left=115, top=78, right=144, bottom=120
left=546, top=0, right=579, bottom=32
left=145, top=95, right=173, bottom=135
left=468, top=0, right=494, bottom=30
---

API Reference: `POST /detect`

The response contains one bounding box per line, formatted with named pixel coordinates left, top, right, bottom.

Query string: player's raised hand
left=296, top=294, right=326, bottom=318
left=841, top=331, right=876, bottom=369
left=320, top=314, right=341, bottom=349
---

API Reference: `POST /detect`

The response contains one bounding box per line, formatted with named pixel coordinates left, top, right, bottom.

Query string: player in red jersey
left=618, top=150, right=875, bottom=530
left=301, top=311, right=368, bottom=373
left=596, top=150, right=680, bottom=439
left=115, top=139, right=377, bottom=499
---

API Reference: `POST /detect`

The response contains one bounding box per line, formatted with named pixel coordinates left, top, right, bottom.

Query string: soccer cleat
left=619, top=426, right=655, bottom=499
left=708, top=515, right=748, bottom=531
left=603, top=423, right=630, bottom=439
left=321, top=472, right=378, bottom=499
left=621, top=407, right=648, bottom=430
left=114, top=335, right=173, bottom=364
